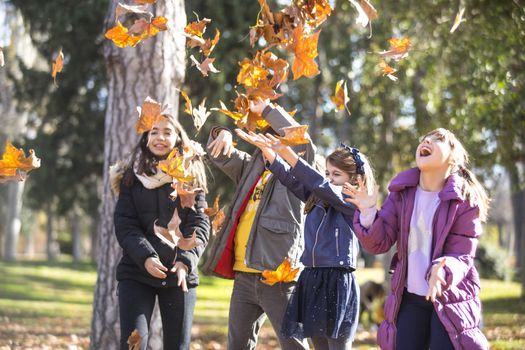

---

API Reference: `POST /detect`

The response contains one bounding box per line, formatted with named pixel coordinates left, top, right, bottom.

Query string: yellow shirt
left=233, top=170, right=272, bottom=273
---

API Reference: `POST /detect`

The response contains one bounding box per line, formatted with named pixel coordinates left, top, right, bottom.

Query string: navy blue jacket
left=268, top=156, right=359, bottom=269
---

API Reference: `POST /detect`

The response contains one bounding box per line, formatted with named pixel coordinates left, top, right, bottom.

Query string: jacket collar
left=388, top=167, right=465, bottom=202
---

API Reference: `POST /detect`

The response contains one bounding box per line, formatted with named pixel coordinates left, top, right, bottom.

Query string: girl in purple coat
left=343, top=128, right=490, bottom=349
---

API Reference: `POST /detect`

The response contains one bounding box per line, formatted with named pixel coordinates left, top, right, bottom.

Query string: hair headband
left=340, top=142, right=365, bottom=175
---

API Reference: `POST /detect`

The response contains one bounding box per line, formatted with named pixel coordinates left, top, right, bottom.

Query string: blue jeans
left=118, top=279, right=197, bottom=350
left=228, top=272, right=309, bottom=350
left=396, top=289, right=453, bottom=350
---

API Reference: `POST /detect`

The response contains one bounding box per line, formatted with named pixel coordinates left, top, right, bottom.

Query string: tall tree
left=90, top=1, right=187, bottom=349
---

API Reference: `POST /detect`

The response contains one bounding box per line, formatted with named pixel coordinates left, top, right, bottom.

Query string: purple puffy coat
left=353, top=168, right=489, bottom=350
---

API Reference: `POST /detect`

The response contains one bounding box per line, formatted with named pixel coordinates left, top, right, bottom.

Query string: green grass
left=0, top=261, right=524, bottom=349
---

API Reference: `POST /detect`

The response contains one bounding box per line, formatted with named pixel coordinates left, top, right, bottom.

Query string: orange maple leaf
left=105, top=21, right=142, bottom=48
left=179, top=90, right=193, bottom=116
left=298, top=0, right=333, bottom=29
left=0, top=142, right=41, bottom=177
left=290, top=27, right=321, bottom=80
left=189, top=55, right=220, bottom=77
left=51, top=48, right=64, bottom=86
left=379, top=37, right=411, bottom=61
left=379, top=59, right=398, bottom=81
left=261, top=258, right=300, bottom=286
left=127, top=329, right=142, bottom=350
left=200, top=28, right=221, bottom=57
left=184, top=18, right=211, bottom=38
left=211, top=208, right=225, bottom=235
left=158, top=149, right=194, bottom=183
left=204, top=194, right=221, bottom=217
left=277, top=125, right=310, bottom=146
left=135, top=96, right=164, bottom=134
left=237, top=58, right=269, bottom=88
left=330, top=79, right=350, bottom=113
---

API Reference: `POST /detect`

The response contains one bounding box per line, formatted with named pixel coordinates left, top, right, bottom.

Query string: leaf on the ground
left=190, top=55, right=220, bottom=77
left=127, top=329, right=142, bottom=350
left=135, top=96, right=164, bottom=134
left=277, top=125, right=310, bottom=146
left=204, top=194, right=220, bottom=217
left=105, top=21, right=142, bottom=48
left=379, top=59, right=397, bottom=81
left=330, top=79, right=350, bottom=113
left=379, top=37, right=411, bottom=61
left=261, top=257, right=299, bottom=286
left=290, top=26, right=321, bottom=80
left=450, top=7, right=465, bottom=33
left=0, top=142, right=41, bottom=177
left=51, top=48, right=64, bottom=86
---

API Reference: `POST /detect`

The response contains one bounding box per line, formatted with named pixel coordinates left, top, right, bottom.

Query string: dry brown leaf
left=211, top=207, right=226, bottom=235
left=261, top=257, right=300, bottom=286
left=379, top=37, right=411, bottom=61
left=200, top=28, right=221, bottom=57
left=290, top=26, right=321, bottom=80
left=158, top=149, right=194, bottom=183
left=132, top=0, right=157, bottom=4
left=379, top=59, right=398, bottom=81
left=189, top=55, right=220, bottom=77
left=204, top=194, right=220, bottom=217
left=179, top=90, right=193, bottom=115
left=105, top=21, right=142, bottom=48
left=51, top=48, right=64, bottom=86
left=192, top=99, right=211, bottom=132
left=115, top=3, right=153, bottom=22
left=277, top=125, right=310, bottom=146
left=127, top=329, right=142, bottom=350
left=135, top=96, right=164, bottom=134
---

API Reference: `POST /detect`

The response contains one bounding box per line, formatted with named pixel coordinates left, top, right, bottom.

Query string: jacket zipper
left=312, top=211, right=327, bottom=267
left=335, top=228, right=340, bottom=256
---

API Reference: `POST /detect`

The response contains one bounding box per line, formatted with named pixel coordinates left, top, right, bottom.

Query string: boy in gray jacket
left=203, top=101, right=315, bottom=349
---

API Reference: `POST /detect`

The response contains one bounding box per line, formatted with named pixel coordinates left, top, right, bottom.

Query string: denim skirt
left=281, top=267, right=360, bottom=340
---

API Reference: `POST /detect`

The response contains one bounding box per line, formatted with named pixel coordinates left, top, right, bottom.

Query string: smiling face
left=325, top=160, right=351, bottom=186
left=415, top=129, right=455, bottom=172
left=147, top=117, right=178, bottom=158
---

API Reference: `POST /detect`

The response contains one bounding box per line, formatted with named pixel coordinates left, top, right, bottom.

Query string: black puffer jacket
left=114, top=172, right=210, bottom=288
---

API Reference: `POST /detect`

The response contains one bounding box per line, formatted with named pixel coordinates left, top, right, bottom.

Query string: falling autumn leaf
left=261, top=257, right=300, bottom=286
left=158, top=149, right=194, bottom=183
left=135, top=96, right=164, bottom=134
left=132, top=0, right=157, bottom=4
left=115, top=3, right=153, bottom=22
left=179, top=90, right=193, bottom=115
left=290, top=26, right=321, bottom=80
left=0, top=47, right=4, bottom=67
left=51, top=48, right=64, bottom=86
left=192, top=99, right=211, bottom=132
left=379, top=59, right=398, bottom=81
left=0, top=142, right=41, bottom=177
left=200, top=28, right=221, bottom=57
left=204, top=194, right=220, bottom=217
left=105, top=21, right=142, bottom=48
left=277, top=125, right=310, bottom=146
left=330, top=79, right=350, bottom=114
left=379, top=37, right=411, bottom=61
left=184, top=17, right=211, bottom=38
left=211, top=207, right=226, bottom=235
left=450, top=7, right=466, bottom=33
left=190, top=55, right=220, bottom=77
left=349, top=0, right=377, bottom=36
left=171, top=182, right=203, bottom=208
left=127, top=329, right=142, bottom=350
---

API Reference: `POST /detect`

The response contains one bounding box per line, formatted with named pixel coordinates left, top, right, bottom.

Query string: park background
left=0, top=0, right=524, bottom=349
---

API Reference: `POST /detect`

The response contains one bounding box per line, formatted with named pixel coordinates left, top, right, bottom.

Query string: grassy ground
left=0, top=260, right=524, bottom=349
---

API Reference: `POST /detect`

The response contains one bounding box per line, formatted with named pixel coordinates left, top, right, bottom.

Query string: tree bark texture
left=90, top=1, right=186, bottom=349
left=3, top=180, right=24, bottom=261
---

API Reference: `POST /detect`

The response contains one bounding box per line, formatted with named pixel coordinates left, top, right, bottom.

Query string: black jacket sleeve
left=175, top=191, right=211, bottom=273
left=114, top=180, right=158, bottom=269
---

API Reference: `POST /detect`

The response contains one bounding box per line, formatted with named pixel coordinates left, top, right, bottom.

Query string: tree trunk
left=3, top=180, right=25, bottom=261
left=71, top=210, right=82, bottom=262
left=90, top=1, right=187, bottom=349
left=46, top=203, right=60, bottom=261
left=90, top=211, right=100, bottom=263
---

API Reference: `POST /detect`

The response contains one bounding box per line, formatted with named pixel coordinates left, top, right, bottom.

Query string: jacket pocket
left=259, top=217, right=298, bottom=235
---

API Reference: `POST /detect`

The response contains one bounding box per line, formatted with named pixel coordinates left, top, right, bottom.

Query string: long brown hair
left=422, top=128, right=490, bottom=221
left=123, top=115, right=208, bottom=192
left=304, top=146, right=376, bottom=214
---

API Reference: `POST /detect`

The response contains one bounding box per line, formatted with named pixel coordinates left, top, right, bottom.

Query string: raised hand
left=426, top=258, right=447, bottom=302
left=235, top=129, right=272, bottom=149
left=342, top=177, right=379, bottom=211
left=208, top=129, right=234, bottom=158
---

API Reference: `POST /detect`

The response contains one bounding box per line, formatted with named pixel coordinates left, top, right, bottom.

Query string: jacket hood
left=388, top=167, right=465, bottom=202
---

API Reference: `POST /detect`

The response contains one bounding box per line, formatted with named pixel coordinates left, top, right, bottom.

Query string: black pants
left=118, top=279, right=197, bottom=350
left=396, top=289, right=454, bottom=350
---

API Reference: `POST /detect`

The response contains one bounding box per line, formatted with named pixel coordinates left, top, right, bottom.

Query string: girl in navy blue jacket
left=236, top=112, right=376, bottom=349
